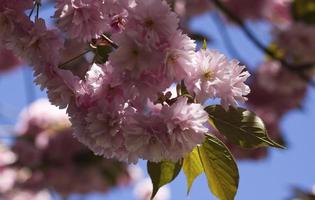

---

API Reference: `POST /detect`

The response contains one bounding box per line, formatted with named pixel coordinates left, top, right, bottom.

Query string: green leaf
left=198, top=135, right=239, bottom=200
left=205, top=105, right=284, bottom=149
left=292, top=0, right=315, bottom=25
left=189, top=32, right=212, bottom=44
left=203, top=39, right=207, bottom=49
left=147, top=160, right=182, bottom=199
left=180, top=80, right=190, bottom=96
left=183, top=148, right=203, bottom=194
left=94, top=45, right=112, bottom=64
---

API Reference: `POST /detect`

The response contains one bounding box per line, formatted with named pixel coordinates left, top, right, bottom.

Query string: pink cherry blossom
left=15, top=98, right=70, bottom=136
left=0, top=144, right=17, bottom=167
left=221, top=0, right=269, bottom=20
left=0, top=46, right=21, bottom=73
left=128, top=0, right=179, bottom=45
left=22, top=19, right=63, bottom=68
left=84, top=103, right=128, bottom=160
left=123, top=104, right=169, bottom=162
left=124, top=97, right=208, bottom=162
left=0, top=8, right=31, bottom=44
left=0, top=0, right=253, bottom=165
left=168, top=0, right=212, bottom=17
left=186, top=49, right=227, bottom=101
left=161, top=97, right=208, bottom=160
left=109, top=31, right=162, bottom=79
left=164, top=31, right=196, bottom=81
left=54, top=0, right=108, bottom=42
left=275, top=22, right=315, bottom=65
left=186, top=49, right=250, bottom=109
left=0, top=0, right=33, bottom=12
left=5, top=99, right=134, bottom=196
left=215, top=59, right=250, bottom=109
left=0, top=169, right=17, bottom=193
left=6, top=190, right=53, bottom=200
left=247, top=61, right=307, bottom=115
left=263, top=0, right=292, bottom=26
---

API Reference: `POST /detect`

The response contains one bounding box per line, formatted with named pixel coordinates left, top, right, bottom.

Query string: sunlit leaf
left=147, top=160, right=182, bottom=199
left=203, top=39, right=207, bottom=49
left=183, top=148, right=203, bottom=194
left=205, top=105, right=284, bottom=149
left=198, top=135, right=239, bottom=200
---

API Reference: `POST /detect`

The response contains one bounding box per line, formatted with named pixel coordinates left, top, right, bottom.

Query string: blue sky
left=0, top=9, right=315, bottom=200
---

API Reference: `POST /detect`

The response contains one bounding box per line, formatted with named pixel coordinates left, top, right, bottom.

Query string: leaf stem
left=101, top=34, right=119, bottom=49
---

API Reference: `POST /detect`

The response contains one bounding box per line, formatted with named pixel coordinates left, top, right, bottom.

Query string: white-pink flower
left=109, top=31, right=162, bottom=79
left=164, top=31, right=196, bottom=81
left=0, top=0, right=254, bottom=166
left=7, top=190, right=53, bottom=200
left=0, top=144, right=16, bottom=167
left=15, top=98, right=70, bottom=136
left=128, top=0, right=179, bottom=45
left=168, top=0, right=213, bottom=17
left=0, top=0, right=33, bottom=12
left=124, top=97, right=208, bottom=162
left=54, top=0, right=108, bottom=42
left=186, top=49, right=250, bottom=109
left=0, top=169, right=17, bottom=193
left=275, top=22, right=315, bottom=65
left=161, top=97, right=208, bottom=160
left=15, top=19, right=63, bottom=68
left=186, top=49, right=227, bottom=101
left=0, top=46, right=21, bottom=73
left=123, top=105, right=170, bottom=162
left=215, top=60, right=250, bottom=109
left=84, top=103, right=127, bottom=159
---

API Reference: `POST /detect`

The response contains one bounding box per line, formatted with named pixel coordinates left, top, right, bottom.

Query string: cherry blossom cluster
left=220, top=0, right=292, bottom=22
left=275, top=22, right=315, bottom=66
left=0, top=147, right=53, bottom=200
left=0, top=99, right=134, bottom=198
left=0, top=0, right=250, bottom=163
left=166, top=0, right=292, bottom=23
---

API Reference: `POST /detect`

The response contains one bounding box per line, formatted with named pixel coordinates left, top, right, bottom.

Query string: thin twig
left=35, top=3, right=40, bottom=20
left=211, top=12, right=245, bottom=63
left=28, top=3, right=36, bottom=18
left=211, top=0, right=315, bottom=86
left=58, top=50, right=91, bottom=69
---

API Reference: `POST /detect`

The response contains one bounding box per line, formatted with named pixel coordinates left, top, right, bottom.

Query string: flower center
left=203, top=70, right=214, bottom=81
left=131, top=48, right=139, bottom=57
left=167, top=53, right=179, bottom=64
left=145, top=19, right=154, bottom=28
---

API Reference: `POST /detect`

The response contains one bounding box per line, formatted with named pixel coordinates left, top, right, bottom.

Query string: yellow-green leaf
left=205, top=105, right=284, bottom=149
left=147, top=160, right=182, bottom=200
left=203, top=39, right=207, bottom=49
left=198, top=135, right=239, bottom=200
left=183, top=148, right=203, bottom=194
